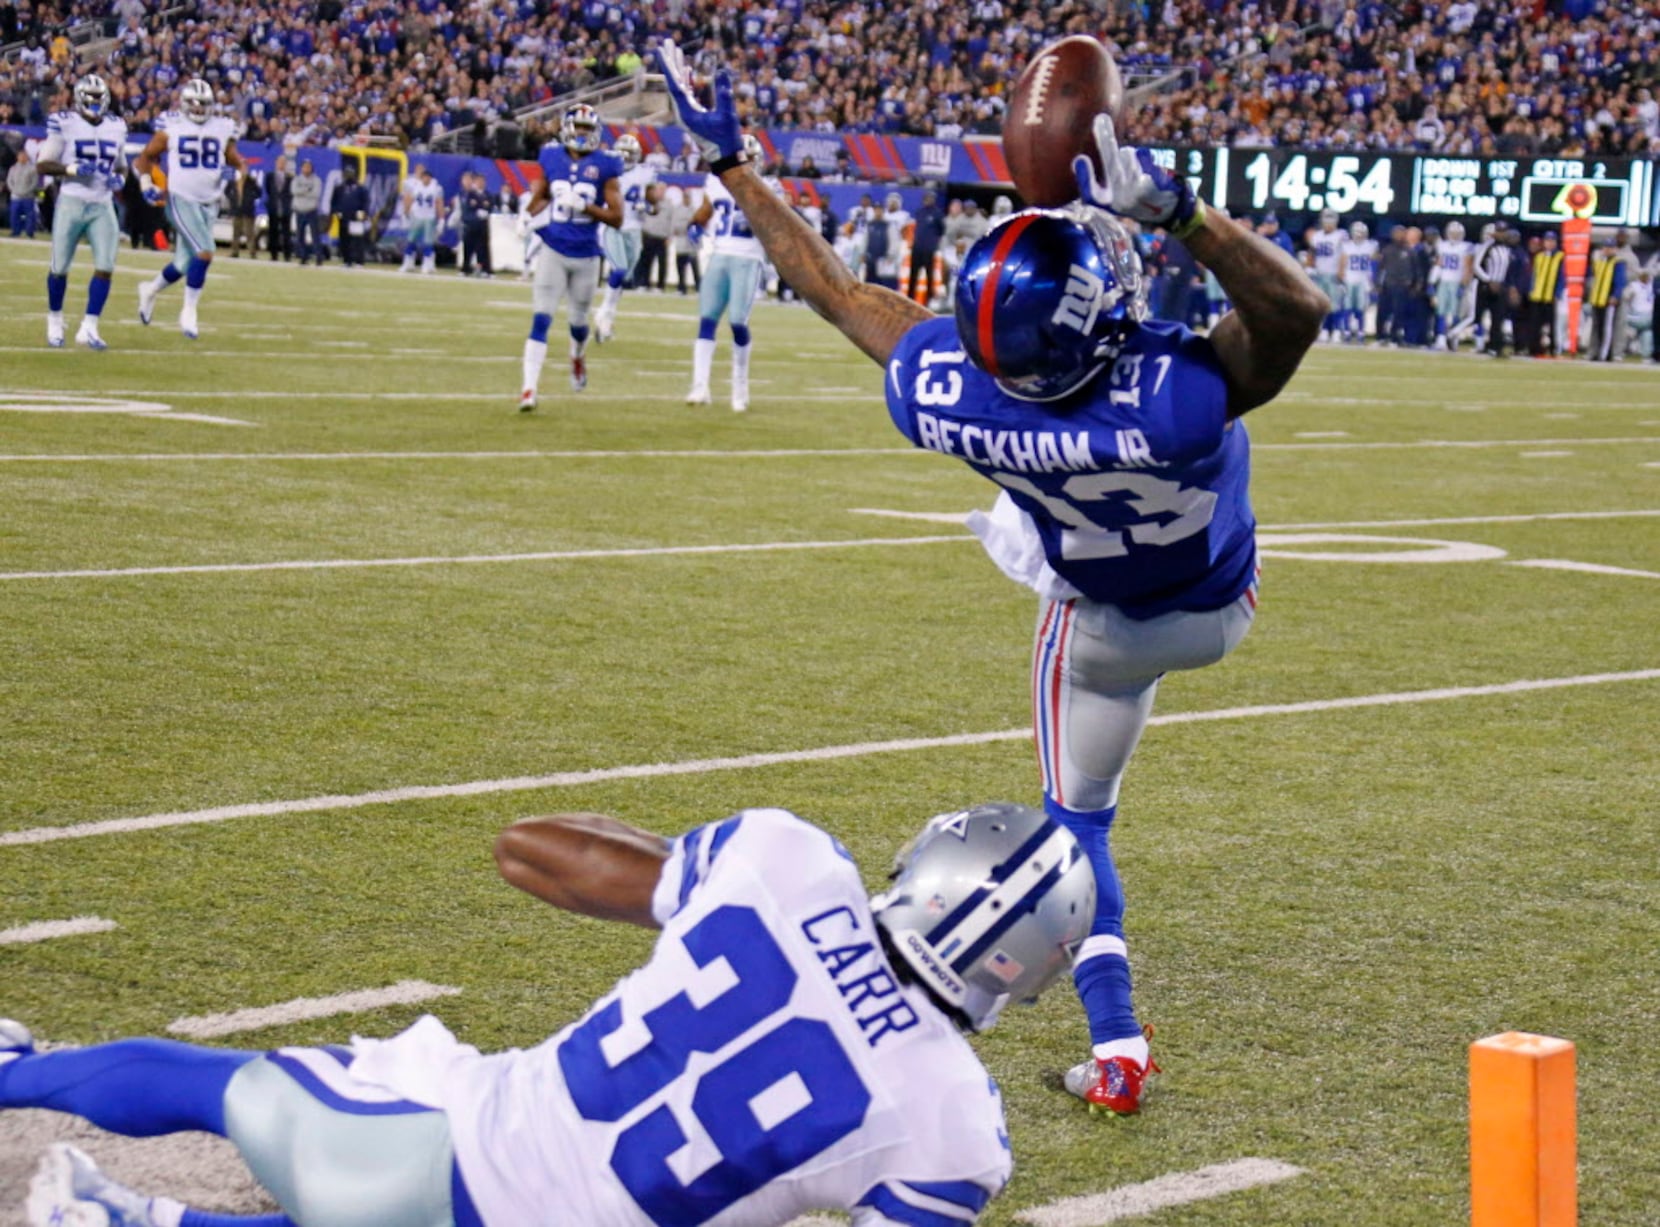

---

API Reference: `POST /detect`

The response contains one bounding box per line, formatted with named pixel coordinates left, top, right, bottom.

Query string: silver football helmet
left=73, top=75, right=110, bottom=123
left=181, top=77, right=213, bottom=122
left=613, top=133, right=642, bottom=168
left=1349, top=220, right=1369, bottom=240
left=1446, top=220, right=1465, bottom=241
left=872, top=802, right=1094, bottom=1033
left=742, top=132, right=764, bottom=166
left=1319, top=208, right=1338, bottom=230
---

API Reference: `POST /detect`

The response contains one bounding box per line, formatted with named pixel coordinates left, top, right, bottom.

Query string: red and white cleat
left=518, top=388, right=537, bottom=413
left=1063, top=1027, right=1160, bottom=1116
left=571, top=356, right=587, bottom=391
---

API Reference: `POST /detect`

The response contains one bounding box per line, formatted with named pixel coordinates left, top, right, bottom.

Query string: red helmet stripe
left=975, top=213, right=1041, bottom=378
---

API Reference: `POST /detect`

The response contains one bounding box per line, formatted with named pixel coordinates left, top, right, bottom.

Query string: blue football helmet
left=955, top=206, right=1146, bottom=403
left=562, top=103, right=601, bottom=154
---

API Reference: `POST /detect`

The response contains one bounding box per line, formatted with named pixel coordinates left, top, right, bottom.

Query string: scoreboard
left=1140, top=147, right=1657, bottom=227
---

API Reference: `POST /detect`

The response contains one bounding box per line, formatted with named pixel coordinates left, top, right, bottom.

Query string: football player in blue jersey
left=4, top=803, right=1091, bottom=1227
left=658, top=42, right=1329, bottom=1116
left=518, top=103, right=623, bottom=410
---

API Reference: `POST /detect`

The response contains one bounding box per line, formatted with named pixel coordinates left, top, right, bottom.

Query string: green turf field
left=1, top=236, right=1657, bottom=1224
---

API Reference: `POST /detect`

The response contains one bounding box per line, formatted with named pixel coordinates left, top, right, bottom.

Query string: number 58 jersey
left=435, top=809, right=1012, bottom=1226
left=160, top=111, right=239, bottom=204
left=885, top=316, right=1255, bottom=619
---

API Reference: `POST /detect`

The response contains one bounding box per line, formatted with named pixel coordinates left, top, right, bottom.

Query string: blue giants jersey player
left=887, top=315, right=1253, bottom=619
left=657, top=43, right=1329, bottom=1120
left=534, top=139, right=623, bottom=260
left=5, top=804, right=1093, bottom=1227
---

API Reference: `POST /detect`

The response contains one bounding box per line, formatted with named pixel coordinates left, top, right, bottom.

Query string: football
left=1002, top=36, right=1124, bottom=207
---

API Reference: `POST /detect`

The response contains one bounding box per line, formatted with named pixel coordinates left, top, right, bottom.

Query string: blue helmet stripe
left=923, top=819, right=1057, bottom=945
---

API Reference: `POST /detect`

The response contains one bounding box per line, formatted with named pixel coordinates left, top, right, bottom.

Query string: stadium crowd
left=1, top=0, right=1657, bottom=156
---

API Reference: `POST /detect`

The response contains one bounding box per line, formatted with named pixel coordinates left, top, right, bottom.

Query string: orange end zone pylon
left=1470, top=1032, right=1576, bottom=1227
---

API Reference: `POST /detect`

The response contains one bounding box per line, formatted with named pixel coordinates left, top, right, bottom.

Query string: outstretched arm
left=1073, top=114, right=1327, bottom=416
left=721, top=166, right=931, bottom=365
left=1185, top=209, right=1329, bottom=415
left=657, top=41, right=930, bottom=366
left=494, top=813, right=670, bottom=929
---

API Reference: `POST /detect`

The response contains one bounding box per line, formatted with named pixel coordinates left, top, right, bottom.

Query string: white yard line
left=0, top=917, right=117, bottom=945
left=166, top=981, right=460, bottom=1039
left=1015, top=1159, right=1305, bottom=1226
left=1253, top=435, right=1658, bottom=452
left=0, top=534, right=974, bottom=583
left=847, top=508, right=1660, bottom=530
left=4, top=669, right=1654, bottom=849
left=1521, top=451, right=1573, bottom=458
left=1508, top=559, right=1660, bottom=580
left=0, top=446, right=922, bottom=462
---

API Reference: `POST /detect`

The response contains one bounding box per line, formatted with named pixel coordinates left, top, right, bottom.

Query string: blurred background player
left=1431, top=220, right=1471, bottom=349
left=400, top=164, right=443, bottom=275
left=5, top=801, right=1089, bottom=1227
left=458, top=171, right=493, bottom=277
left=1584, top=235, right=1628, bottom=362
left=686, top=132, right=776, bottom=412
left=658, top=44, right=1329, bottom=1118
left=33, top=74, right=126, bottom=350
left=593, top=133, right=658, bottom=340
left=1338, top=220, right=1377, bottom=343
left=134, top=78, right=243, bottom=340
left=518, top=103, right=622, bottom=410
left=1308, top=209, right=1343, bottom=342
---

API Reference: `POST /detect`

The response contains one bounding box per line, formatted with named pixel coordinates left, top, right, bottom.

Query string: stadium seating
left=1, top=0, right=1656, bottom=156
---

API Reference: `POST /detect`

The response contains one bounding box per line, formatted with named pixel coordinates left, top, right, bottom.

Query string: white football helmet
left=613, top=133, right=642, bottom=168
left=1446, top=220, right=1465, bottom=241
left=180, top=78, right=213, bottom=123
left=562, top=103, right=601, bottom=154
left=872, top=802, right=1095, bottom=1032
left=1349, top=220, right=1369, bottom=240
left=73, top=75, right=110, bottom=123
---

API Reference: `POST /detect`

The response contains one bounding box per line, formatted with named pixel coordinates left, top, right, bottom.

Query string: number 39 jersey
left=160, top=112, right=239, bottom=204
left=41, top=111, right=129, bottom=205
left=886, top=316, right=1255, bottom=619
left=436, top=809, right=1011, bottom=1226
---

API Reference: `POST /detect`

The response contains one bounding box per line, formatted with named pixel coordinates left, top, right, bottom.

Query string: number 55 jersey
left=885, top=316, right=1255, bottom=619
left=352, top=809, right=1012, bottom=1226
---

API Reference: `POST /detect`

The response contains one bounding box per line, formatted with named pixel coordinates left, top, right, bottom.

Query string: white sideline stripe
left=0, top=535, right=974, bottom=582
left=1016, top=1158, right=1305, bottom=1226
left=0, top=917, right=117, bottom=945
left=0, top=447, right=922, bottom=463
left=1266, top=509, right=1660, bottom=530
left=1509, top=559, right=1660, bottom=580
left=1254, top=435, right=1659, bottom=452
left=166, top=980, right=461, bottom=1038
left=4, top=669, right=1655, bottom=848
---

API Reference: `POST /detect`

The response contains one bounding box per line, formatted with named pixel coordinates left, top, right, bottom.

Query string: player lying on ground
left=657, top=41, right=1328, bottom=1116
left=3, top=802, right=1092, bottom=1227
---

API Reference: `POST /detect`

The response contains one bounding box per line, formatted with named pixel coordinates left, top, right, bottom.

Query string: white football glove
left=1072, top=113, right=1200, bottom=233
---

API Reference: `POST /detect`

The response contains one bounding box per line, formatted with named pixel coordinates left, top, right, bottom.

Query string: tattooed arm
left=720, top=166, right=931, bottom=366
left=1185, top=208, right=1329, bottom=417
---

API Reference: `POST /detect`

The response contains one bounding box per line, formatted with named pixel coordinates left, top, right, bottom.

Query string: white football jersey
left=1310, top=228, right=1342, bottom=275
left=703, top=173, right=783, bottom=261
left=1434, top=239, right=1470, bottom=283
left=406, top=178, right=442, bottom=219
left=356, top=809, right=1012, bottom=1226
left=1340, top=237, right=1377, bottom=282
left=161, top=112, right=239, bottom=204
left=617, top=164, right=657, bottom=231
left=41, top=111, right=128, bottom=204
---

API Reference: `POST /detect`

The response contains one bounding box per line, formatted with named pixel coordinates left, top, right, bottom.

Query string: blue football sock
left=1046, top=800, right=1140, bottom=1045
left=181, top=1211, right=297, bottom=1227
left=696, top=317, right=718, bottom=341
left=162, top=264, right=184, bottom=285
left=570, top=324, right=589, bottom=344
left=529, top=312, right=552, bottom=343
left=0, top=1039, right=255, bottom=1137
left=87, top=274, right=112, bottom=317
left=185, top=257, right=210, bottom=291
left=47, top=273, right=67, bottom=312
left=730, top=323, right=751, bottom=347
left=607, top=267, right=625, bottom=289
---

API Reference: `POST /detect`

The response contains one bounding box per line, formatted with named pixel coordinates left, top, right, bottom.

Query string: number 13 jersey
left=424, top=809, right=1011, bottom=1226
left=885, top=316, right=1255, bottom=619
